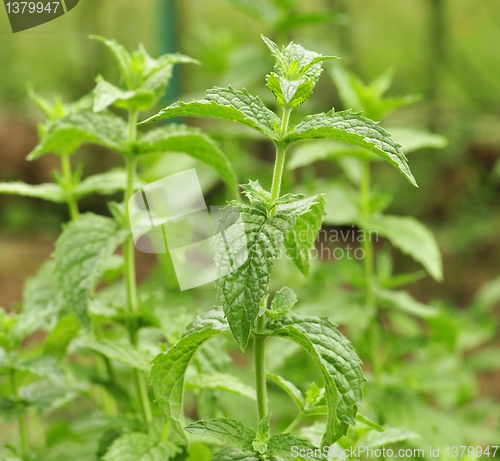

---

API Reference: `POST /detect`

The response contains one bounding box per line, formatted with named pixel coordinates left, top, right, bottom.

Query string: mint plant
left=0, top=37, right=239, bottom=460
left=140, top=36, right=421, bottom=457
left=283, top=66, right=499, bottom=449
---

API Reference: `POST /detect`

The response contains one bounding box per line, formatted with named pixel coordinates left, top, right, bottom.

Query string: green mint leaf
left=149, top=308, right=229, bottom=444
left=23, top=261, right=63, bottom=332
left=215, top=203, right=297, bottom=350
left=358, top=427, right=419, bottom=449
left=102, top=432, right=181, bottom=461
left=267, top=433, right=327, bottom=460
left=137, top=124, right=238, bottom=197
left=267, top=373, right=304, bottom=410
left=185, top=372, right=256, bottom=401
left=73, top=170, right=145, bottom=201
left=284, top=110, right=418, bottom=187
left=211, top=447, right=261, bottom=461
left=140, top=87, right=280, bottom=142
left=93, top=76, right=156, bottom=112
left=270, top=314, right=366, bottom=446
left=304, top=382, right=324, bottom=409
left=330, top=66, right=420, bottom=121
left=272, top=193, right=306, bottom=208
left=279, top=195, right=326, bottom=276
left=26, top=82, right=66, bottom=121
left=387, top=127, right=448, bottom=153
left=356, top=413, right=385, bottom=432
left=263, top=36, right=337, bottom=83
left=141, top=52, right=199, bottom=97
left=376, top=288, right=438, bottom=318
left=266, top=73, right=316, bottom=108
left=43, top=314, right=80, bottom=362
left=0, top=182, right=65, bottom=203
left=361, top=215, right=442, bottom=281
left=16, top=356, right=64, bottom=383
left=54, top=213, right=128, bottom=328
left=268, top=287, right=297, bottom=320
left=82, top=338, right=153, bottom=372
left=28, top=111, right=128, bottom=159
left=185, top=418, right=255, bottom=449
left=253, top=414, right=272, bottom=454
left=90, top=35, right=133, bottom=89
left=263, top=36, right=337, bottom=107
left=240, top=180, right=272, bottom=208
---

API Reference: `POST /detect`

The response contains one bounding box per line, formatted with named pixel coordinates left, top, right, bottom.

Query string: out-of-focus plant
left=0, top=36, right=240, bottom=460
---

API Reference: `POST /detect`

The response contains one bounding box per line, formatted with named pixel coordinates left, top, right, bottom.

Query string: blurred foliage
left=1, top=0, right=499, bottom=459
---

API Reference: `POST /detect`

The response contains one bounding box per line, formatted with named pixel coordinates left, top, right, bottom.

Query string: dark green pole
left=428, top=0, right=447, bottom=131
left=158, top=0, right=180, bottom=103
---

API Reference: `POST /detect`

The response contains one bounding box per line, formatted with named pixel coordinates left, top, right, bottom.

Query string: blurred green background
left=0, top=0, right=499, bottom=450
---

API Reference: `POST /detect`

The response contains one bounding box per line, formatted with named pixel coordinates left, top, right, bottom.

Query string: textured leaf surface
left=267, top=433, right=327, bottom=460
left=268, top=287, right=298, bottom=320
left=0, top=182, right=65, bottom=203
left=185, top=418, right=255, bottom=449
left=271, top=314, right=365, bottom=446
left=185, top=372, right=256, bottom=400
left=137, top=124, right=238, bottom=196
left=29, top=111, right=128, bottom=159
left=211, top=447, right=261, bottom=461
left=83, top=338, right=153, bottom=371
left=140, top=87, right=280, bottom=141
left=22, top=261, right=63, bottom=331
left=280, top=196, right=326, bottom=276
left=16, top=356, right=64, bottom=382
left=284, top=110, right=417, bottom=187
left=149, top=309, right=229, bottom=443
left=362, top=215, right=442, bottom=281
left=102, top=432, right=181, bottom=461
left=215, top=203, right=297, bottom=350
left=54, top=214, right=128, bottom=328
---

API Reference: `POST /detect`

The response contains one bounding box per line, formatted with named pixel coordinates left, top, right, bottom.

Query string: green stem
left=254, top=106, right=293, bottom=422
left=61, top=154, right=79, bottom=221
left=284, top=412, right=304, bottom=434
left=254, top=315, right=268, bottom=421
left=360, top=161, right=381, bottom=386
left=124, top=110, right=153, bottom=429
left=9, top=358, right=29, bottom=457
left=270, top=107, right=292, bottom=205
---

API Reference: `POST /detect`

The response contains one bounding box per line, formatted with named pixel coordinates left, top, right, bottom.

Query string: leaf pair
left=215, top=193, right=325, bottom=350
left=91, top=35, right=199, bottom=113
left=186, top=417, right=327, bottom=460
left=262, top=35, right=338, bottom=108
left=141, top=37, right=418, bottom=187
left=149, top=309, right=365, bottom=447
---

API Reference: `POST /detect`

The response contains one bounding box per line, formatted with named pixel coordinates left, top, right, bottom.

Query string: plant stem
left=254, top=315, right=268, bottom=421
left=61, top=154, right=79, bottom=221
left=8, top=358, right=29, bottom=457
left=360, top=161, right=381, bottom=386
left=254, top=106, right=293, bottom=422
left=270, top=106, right=292, bottom=205
left=284, top=412, right=304, bottom=434
left=124, top=110, right=153, bottom=429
